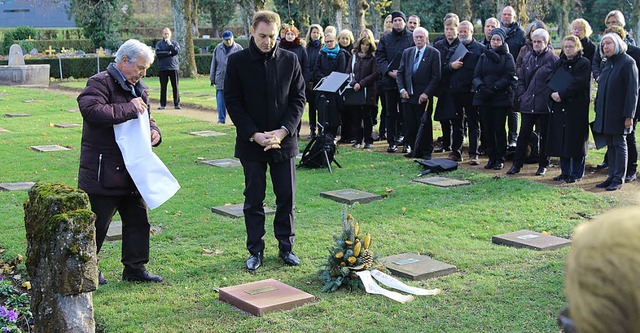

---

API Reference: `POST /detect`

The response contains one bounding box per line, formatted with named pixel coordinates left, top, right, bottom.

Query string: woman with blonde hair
left=338, top=29, right=355, bottom=54
left=569, top=18, right=596, bottom=62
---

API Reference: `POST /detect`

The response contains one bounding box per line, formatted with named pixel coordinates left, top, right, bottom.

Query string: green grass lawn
left=0, top=85, right=631, bottom=332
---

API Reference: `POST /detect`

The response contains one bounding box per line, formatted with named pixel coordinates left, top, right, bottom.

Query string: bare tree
left=451, top=0, right=472, bottom=21
left=172, top=0, right=197, bottom=77
left=347, top=0, right=369, bottom=32
left=557, top=0, right=570, bottom=39
left=514, top=0, right=528, bottom=26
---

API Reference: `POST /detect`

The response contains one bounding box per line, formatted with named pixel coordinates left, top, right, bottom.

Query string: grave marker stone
left=492, top=230, right=571, bottom=251
left=8, top=44, right=25, bottom=66
left=0, top=182, right=35, bottom=191
left=412, top=176, right=471, bottom=187
left=200, top=158, right=241, bottom=168
left=211, top=204, right=275, bottom=218
left=0, top=127, right=10, bottom=133
left=54, top=123, right=81, bottom=128
left=189, top=130, right=225, bottom=137
left=106, top=221, right=162, bottom=241
left=319, top=189, right=382, bottom=204
left=5, top=113, right=31, bottom=117
left=219, top=279, right=315, bottom=316
left=66, top=109, right=79, bottom=113
left=380, top=253, right=457, bottom=280
left=23, top=99, right=45, bottom=103
left=30, top=145, right=71, bottom=152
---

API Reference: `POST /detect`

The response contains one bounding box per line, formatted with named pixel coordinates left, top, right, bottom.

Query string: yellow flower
left=335, top=252, right=344, bottom=259
left=347, top=256, right=357, bottom=264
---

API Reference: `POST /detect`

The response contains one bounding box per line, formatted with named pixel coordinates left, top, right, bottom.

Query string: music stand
left=302, top=72, right=350, bottom=173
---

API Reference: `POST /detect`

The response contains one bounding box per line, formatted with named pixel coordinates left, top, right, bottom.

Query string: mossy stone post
left=24, top=182, right=98, bottom=333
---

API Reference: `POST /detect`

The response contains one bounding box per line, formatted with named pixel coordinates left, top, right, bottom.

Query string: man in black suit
left=224, top=10, right=306, bottom=271
left=397, top=27, right=441, bottom=159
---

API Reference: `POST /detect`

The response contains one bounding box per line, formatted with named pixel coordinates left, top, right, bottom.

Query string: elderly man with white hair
left=77, top=39, right=164, bottom=284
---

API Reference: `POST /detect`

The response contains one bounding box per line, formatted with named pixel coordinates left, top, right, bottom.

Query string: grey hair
left=600, top=33, right=627, bottom=58
left=485, top=17, right=500, bottom=27
left=115, top=39, right=155, bottom=64
left=459, top=20, right=474, bottom=32
left=414, top=27, right=429, bottom=39
left=531, top=28, right=549, bottom=43
left=605, top=10, right=626, bottom=27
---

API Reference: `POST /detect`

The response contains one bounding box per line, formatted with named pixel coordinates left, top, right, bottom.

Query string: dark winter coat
left=445, top=39, right=485, bottom=94
left=471, top=43, right=517, bottom=107
left=224, top=37, right=306, bottom=162
left=433, top=38, right=460, bottom=120
left=546, top=53, right=591, bottom=158
left=593, top=36, right=636, bottom=80
left=305, top=41, right=322, bottom=88
left=279, top=41, right=310, bottom=88
left=593, top=52, right=638, bottom=135
left=503, top=21, right=526, bottom=59
left=346, top=51, right=381, bottom=106
left=155, top=39, right=180, bottom=71
left=77, top=63, right=161, bottom=196
left=376, top=27, right=414, bottom=90
left=581, top=37, right=596, bottom=63
left=312, top=48, right=348, bottom=81
left=624, top=44, right=640, bottom=119
left=518, top=46, right=558, bottom=114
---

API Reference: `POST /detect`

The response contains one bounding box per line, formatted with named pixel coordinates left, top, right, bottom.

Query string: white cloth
left=355, top=270, right=415, bottom=303
left=370, top=269, right=441, bottom=296
left=114, top=110, right=180, bottom=209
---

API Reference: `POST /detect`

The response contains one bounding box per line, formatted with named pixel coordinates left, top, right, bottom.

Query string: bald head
left=501, top=6, right=516, bottom=26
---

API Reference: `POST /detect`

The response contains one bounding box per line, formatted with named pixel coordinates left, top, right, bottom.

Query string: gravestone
left=5, top=113, right=31, bottom=117
left=54, top=123, right=81, bottom=128
left=23, top=99, right=45, bottom=103
left=492, top=230, right=571, bottom=251
left=106, top=221, right=163, bottom=241
left=24, top=182, right=97, bottom=332
left=29, top=48, right=38, bottom=57
left=412, top=176, right=471, bottom=187
left=380, top=253, right=457, bottom=281
left=211, top=204, right=275, bottom=218
left=319, top=189, right=382, bottom=204
left=30, top=145, right=71, bottom=152
left=0, top=182, right=35, bottom=191
left=219, top=279, right=315, bottom=316
left=189, top=130, right=225, bottom=137
left=200, top=158, right=241, bottom=168
left=66, top=109, right=79, bottom=113
left=8, top=44, right=25, bottom=66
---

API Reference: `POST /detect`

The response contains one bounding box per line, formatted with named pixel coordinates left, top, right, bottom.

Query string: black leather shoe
left=484, top=160, right=495, bottom=169
left=625, top=173, right=637, bottom=183
left=403, top=152, right=415, bottom=158
left=402, top=146, right=412, bottom=154
left=565, top=177, right=581, bottom=183
left=535, top=167, right=547, bottom=176
left=175, top=104, right=181, bottom=110
left=506, top=165, right=521, bottom=174
left=553, top=174, right=569, bottom=181
left=122, top=268, right=163, bottom=283
left=596, top=161, right=608, bottom=169
left=246, top=253, right=263, bottom=271
left=606, top=181, right=623, bottom=191
left=279, top=251, right=300, bottom=266
left=98, top=271, right=107, bottom=285
left=387, top=144, right=398, bottom=153
left=595, top=178, right=613, bottom=188
left=493, top=162, right=504, bottom=170
left=434, top=147, right=445, bottom=153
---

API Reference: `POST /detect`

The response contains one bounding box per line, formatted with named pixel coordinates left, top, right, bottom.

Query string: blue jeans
left=560, top=157, right=586, bottom=179
left=216, top=89, right=226, bottom=123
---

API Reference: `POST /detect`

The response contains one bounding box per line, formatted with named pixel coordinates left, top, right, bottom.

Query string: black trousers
left=351, top=105, right=375, bottom=144
left=89, top=193, right=150, bottom=271
left=606, top=134, right=628, bottom=183
left=307, top=89, right=318, bottom=133
left=480, top=107, right=508, bottom=163
left=512, top=113, right=550, bottom=168
left=159, top=70, right=180, bottom=107
left=384, top=89, right=402, bottom=144
left=240, top=158, right=296, bottom=256
left=455, top=93, right=480, bottom=157
left=627, top=119, right=638, bottom=175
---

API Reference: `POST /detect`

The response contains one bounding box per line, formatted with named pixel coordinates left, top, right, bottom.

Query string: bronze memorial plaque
left=219, top=279, right=315, bottom=316
left=492, top=230, right=571, bottom=251
left=319, top=188, right=382, bottom=204
left=380, top=253, right=457, bottom=281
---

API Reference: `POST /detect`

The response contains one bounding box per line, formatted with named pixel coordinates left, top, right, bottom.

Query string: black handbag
left=340, top=86, right=367, bottom=106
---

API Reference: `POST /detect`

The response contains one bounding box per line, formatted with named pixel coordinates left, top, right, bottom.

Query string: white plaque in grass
left=54, top=123, right=81, bottom=128
left=380, top=253, right=457, bottom=280
left=106, top=221, right=163, bottom=241
left=0, top=128, right=10, bottom=133
left=65, top=109, right=79, bottom=113
left=23, top=99, right=45, bottom=103
left=30, top=145, right=71, bottom=152
left=219, top=279, right=315, bottom=316
left=4, top=113, right=31, bottom=117
left=211, top=204, right=275, bottom=218
left=189, top=130, right=225, bottom=137
left=492, top=230, right=571, bottom=251
left=200, top=158, right=241, bottom=168
left=319, top=189, right=382, bottom=204
left=412, top=176, right=471, bottom=187
left=0, top=182, right=35, bottom=191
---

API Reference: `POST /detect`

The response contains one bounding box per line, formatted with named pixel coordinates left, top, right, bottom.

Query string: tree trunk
left=557, top=0, right=570, bottom=40
left=451, top=0, right=472, bottom=21
left=172, top=0, right=197, bottom=78
left=347, top=0, right=367, bottom=33
left=514, top=0, right=528, bottom=27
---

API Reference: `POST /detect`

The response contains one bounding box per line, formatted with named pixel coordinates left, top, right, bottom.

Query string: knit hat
left=490, top=28, right=506, bottom=42
left=391, top=11, right=406, bottom=23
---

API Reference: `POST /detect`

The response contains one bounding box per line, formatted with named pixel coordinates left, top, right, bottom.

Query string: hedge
left=0, top=54, right=215, bottom=79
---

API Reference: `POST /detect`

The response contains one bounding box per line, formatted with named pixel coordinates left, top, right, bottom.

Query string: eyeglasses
left=557, top=307, right=576, bottom=333
left=325, top=40, right=335, bottom=43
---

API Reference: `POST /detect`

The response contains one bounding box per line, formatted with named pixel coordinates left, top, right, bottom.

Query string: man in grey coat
left=210, top=30, right=243, bottom=124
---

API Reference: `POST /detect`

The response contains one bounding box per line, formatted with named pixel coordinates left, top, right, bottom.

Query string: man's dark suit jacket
left=396, top=45, right=441, bottom=104
left=224, top=38, right=306, bottom=162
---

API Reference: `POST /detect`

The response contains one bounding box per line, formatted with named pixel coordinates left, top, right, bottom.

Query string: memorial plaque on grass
left=412, top=176, right=471, bottom=187
left=492, top=230, right=571, bottom=251
left=200, top=158, right=241, bottom=168
left=319, top=189, right=382, bottom=204
left=5, top=113, right=31, bottom=117
left=0, top=182, right=35, bottom=191
left=30, top=145, right=71, bottom=152
left=23, top=99, right=45, bottom=103
left=0, top=128, right=10, bottom=133
left=219, top=279, right=315, bottom=316
left=54, top=123, right=81, bottom=128
left=189, top=130, right=225, bottom=137
left=211, top=204, right=275, bottom=218
left=380, top=253, right=457, bottom=281
left=106, top=221, right=163, bottom=241
left=65, top=109, right=79, bottom=113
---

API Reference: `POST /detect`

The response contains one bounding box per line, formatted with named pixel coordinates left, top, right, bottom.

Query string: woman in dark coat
left=507, top=28, right=558, bottom=176
left=569, top=18, right=596, bottom=63
left=547, top=35, right=591, bottom=183
left=593, top=33, right=638, bottom=190
left=279, top=25, right=309, bottom=136
left=346, top=33, right=381, bottom=148
left=312, top=32, right=348, bottom=139
left=305, top=24, right=324, bottom=139
left=472, top=28, right=517, bottom=170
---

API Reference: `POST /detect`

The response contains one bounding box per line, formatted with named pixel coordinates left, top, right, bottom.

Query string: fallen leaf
left=22, top=281, right=31, bottom=290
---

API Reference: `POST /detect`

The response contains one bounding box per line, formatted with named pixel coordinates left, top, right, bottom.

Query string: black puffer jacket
left=472, top=43, right=517, bottom=107
left=518, top=46, right=558, bottom=114
left=77, top=63, right=161, bottom=196
left=375, top=27, right=414, bottom=89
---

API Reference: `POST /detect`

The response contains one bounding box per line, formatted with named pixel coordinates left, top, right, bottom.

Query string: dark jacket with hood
left=472, top=43, right=517, bottom=107
left=224, top=37, right=306, bottom=162
left=346, top=50, right=381, bottom=106
left=376, top=27, right=414, bottom=89
left=77, top=63, right=161, bottom=196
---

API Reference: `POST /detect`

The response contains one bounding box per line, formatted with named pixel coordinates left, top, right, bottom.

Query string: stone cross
left=8, top=44, right=25, bottom=66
